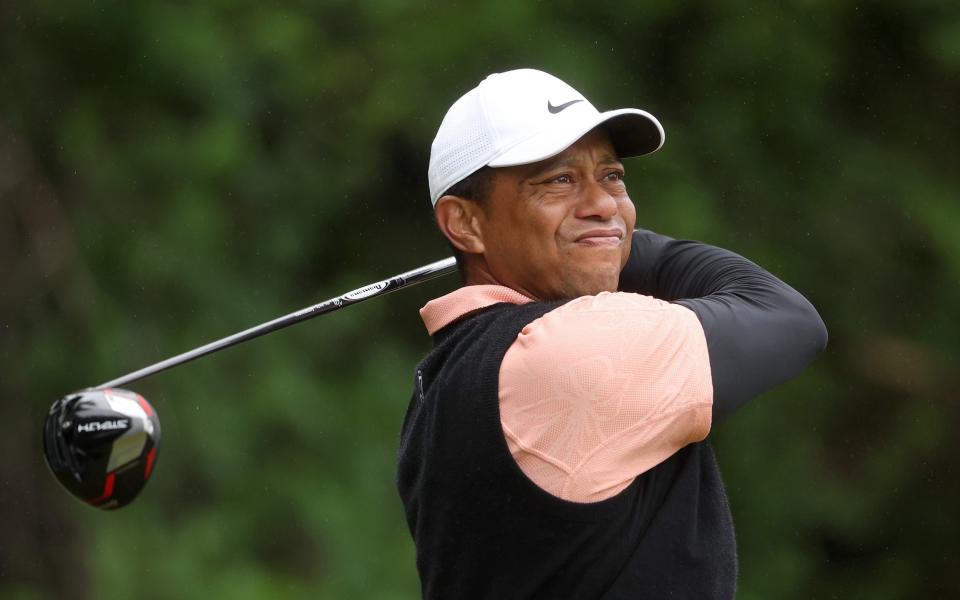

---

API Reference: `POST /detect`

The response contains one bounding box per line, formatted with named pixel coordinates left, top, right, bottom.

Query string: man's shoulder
left=524, top=291, right=699, bottom=335
left=507, top=291, right=709, bottom=375
left=555, top=291, right=680, bottom=313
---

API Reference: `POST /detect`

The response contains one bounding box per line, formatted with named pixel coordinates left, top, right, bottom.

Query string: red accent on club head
left=144, top=447, right=157, bottom=479
left=88, top=472, right=116, bottom=505
left=135, top=395, right=154, bottom=417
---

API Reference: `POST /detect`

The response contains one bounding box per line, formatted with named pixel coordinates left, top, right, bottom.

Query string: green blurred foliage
left=1, top=1, right=958, bottom=598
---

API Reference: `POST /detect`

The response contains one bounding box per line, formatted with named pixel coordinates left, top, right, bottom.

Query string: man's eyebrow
left=598, top=153, right=622, bottom=166
left=521, top=155, right=572, bottom=180
left=522, top=153, right=623, bottom=180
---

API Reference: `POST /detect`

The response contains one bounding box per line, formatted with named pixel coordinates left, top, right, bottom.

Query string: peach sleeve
left=498, top=292, right=713, bottom=503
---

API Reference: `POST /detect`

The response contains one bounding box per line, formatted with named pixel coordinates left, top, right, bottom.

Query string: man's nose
left=574, top=180, right=619, bottom=220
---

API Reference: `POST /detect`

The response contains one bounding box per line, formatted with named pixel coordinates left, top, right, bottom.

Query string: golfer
left=397, top=68, right=827, bottom=599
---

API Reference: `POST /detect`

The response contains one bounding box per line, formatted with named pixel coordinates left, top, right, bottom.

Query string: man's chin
left=562, top=270, right=621, bottom=298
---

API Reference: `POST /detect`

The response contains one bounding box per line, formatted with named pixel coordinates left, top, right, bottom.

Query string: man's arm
left=619, top=229, right=828, bottom=421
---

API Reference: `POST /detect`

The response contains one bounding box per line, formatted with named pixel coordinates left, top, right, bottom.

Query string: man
left=397, top=69, right=827, bottom=599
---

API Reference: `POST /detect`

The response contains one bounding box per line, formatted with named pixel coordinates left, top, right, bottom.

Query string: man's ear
left=434, top=196, right=486, bottom=255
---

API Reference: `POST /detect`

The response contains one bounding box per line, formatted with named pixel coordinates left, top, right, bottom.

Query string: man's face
left=474, top=129, right=636, bottom=300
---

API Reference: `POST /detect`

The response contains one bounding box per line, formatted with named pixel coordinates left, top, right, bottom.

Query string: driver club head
left=43, top=388, right=161, bottom=509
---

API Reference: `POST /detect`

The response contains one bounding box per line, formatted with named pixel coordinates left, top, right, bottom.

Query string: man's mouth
left=574, top=228, right=624, bottom=247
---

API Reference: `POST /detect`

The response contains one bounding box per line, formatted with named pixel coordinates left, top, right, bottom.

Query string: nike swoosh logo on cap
left=547, top=99, right=584, bottom=114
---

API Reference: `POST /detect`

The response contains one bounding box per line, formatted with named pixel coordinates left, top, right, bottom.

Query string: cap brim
left=487, top=108, right=664, bottom=168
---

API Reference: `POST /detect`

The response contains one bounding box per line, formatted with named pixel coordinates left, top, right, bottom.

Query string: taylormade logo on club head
left=77, top=419, right=130, bottom=433
left=547, top=99, right=583, bottom=114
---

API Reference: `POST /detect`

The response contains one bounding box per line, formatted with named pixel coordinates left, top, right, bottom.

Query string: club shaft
left=94, top=257, right=458, bottom=389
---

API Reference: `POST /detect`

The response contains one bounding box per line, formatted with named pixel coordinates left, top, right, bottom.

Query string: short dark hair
left=443, top=165, right=494, bottom=204
left=438, top=166, right=495, bottom=279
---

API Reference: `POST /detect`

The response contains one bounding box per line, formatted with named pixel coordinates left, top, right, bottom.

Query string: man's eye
left=549, top=174, right=573, bottom=184
left=604, top=171, right=625, bottom=182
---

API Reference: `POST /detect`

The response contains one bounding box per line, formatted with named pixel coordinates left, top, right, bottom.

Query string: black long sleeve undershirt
left=619, top=229, right=828, bottom=421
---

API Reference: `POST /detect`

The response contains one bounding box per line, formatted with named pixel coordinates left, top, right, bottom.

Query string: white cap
left=428, top=68, right=665, bottom=205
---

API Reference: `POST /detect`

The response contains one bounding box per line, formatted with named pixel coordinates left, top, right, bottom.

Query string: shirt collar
left=420, top=285, right=534, bottom=336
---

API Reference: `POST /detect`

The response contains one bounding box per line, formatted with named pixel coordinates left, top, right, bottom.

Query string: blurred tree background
left=1, top=0, right=958, bottom=598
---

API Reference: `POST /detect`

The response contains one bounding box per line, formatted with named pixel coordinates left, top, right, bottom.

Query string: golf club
left=43, top=256, right=458, bottom=509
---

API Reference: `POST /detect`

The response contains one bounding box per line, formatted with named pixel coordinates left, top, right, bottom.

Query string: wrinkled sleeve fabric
left=619, top=228, right=828, bottom=421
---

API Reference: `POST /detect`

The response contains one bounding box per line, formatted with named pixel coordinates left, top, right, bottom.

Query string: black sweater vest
left=397, top=301, right=737, bottom=599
